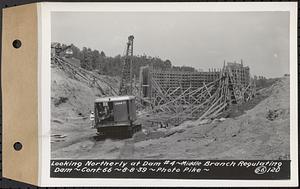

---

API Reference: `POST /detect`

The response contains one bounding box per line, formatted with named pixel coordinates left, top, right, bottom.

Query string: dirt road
left=51, top=117, right=163, bottom=159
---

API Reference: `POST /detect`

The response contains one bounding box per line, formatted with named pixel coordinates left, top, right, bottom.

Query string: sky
left=52, top=11, right=290, bottom=78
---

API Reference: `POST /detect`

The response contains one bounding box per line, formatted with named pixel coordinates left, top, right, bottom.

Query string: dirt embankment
left=51, top=60, right=120, bottom=148
left=51, top=60, right=119, bottom=117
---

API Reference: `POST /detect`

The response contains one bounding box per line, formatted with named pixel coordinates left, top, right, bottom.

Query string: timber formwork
left=140, top=61, right=251, bottom=102
left=138, top=61, right=256, bottom=124
left=226, top=61, right=250, bottom=87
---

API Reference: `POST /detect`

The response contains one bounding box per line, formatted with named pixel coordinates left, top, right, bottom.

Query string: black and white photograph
left=0, top=1, right=297, bottom=187
left=39, top=2, right=298, bottom=186
left=50, top=10, right=292, bottom=161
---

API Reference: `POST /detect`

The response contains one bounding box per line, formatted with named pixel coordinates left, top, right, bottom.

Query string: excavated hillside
left=51, top=57, right=120, bottom=118
left=51, top=57, right=120, bottom=149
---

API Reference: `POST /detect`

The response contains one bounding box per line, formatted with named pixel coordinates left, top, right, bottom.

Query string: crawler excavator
left=91, top=35, right=141, bottom=138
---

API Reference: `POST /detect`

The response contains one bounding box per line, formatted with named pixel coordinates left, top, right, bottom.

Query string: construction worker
left=89, top=111, right=95, bottom=128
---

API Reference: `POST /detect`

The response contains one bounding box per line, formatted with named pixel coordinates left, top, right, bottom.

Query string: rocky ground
left=51, top=64, right=290, bottom=160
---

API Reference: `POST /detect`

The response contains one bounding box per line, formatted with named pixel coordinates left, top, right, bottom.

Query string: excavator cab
left=93, top=96, right=140, bottom=137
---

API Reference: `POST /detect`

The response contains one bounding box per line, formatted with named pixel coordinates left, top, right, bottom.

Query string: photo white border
left=38, top=2, right=298, bottom=187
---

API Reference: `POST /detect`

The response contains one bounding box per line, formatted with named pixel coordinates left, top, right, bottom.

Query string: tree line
left=55, top=43, right=197, bottom=78
left=54, top=43, right=275, bottom=90
left=253, top=75, right=279, bottom=89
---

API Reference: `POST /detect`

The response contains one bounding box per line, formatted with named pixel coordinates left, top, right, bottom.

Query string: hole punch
left=12, top=39, right=22, bottom=48
left=13, top=142, right=22, bottom=151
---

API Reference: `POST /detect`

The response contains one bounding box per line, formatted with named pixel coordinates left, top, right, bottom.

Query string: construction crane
left=119, top=35, right=134, bottom=96
left=91, top=35, right=141, bottom=138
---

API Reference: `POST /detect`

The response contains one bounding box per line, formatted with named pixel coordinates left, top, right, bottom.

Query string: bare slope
left=51, top=63, right=119, bottom=119
left=51, top=61, right=120, bottom=148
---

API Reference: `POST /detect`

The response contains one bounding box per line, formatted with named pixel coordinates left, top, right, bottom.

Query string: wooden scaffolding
left=137, top=61, right=256, bottom=125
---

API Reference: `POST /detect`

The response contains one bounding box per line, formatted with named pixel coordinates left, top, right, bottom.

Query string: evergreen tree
left=56, top=43, right=195, bottom=77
